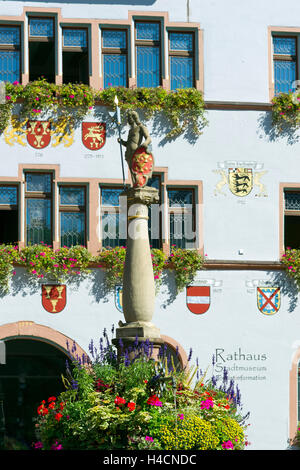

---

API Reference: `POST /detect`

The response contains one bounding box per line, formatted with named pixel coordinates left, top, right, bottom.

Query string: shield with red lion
left=42, top=285, right=67, bottom=314
left=131, top=147, right=154, bottom=187
left=27, top=121, right=51, bottom=149
left=82, top=122, right=106, bottom=150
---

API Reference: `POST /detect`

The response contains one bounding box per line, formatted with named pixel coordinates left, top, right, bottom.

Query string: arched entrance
left=0, top=322, right=88, bottom=450
left=0, top=339, right=68, bottom=449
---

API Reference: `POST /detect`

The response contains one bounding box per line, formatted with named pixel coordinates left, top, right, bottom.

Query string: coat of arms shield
left=228, top=168, right=253, bottom=197
left=27, top=121, right=51, bottom=149
left=186, top=286, right=210, bottom=314
left=82, top=122, right=106, bottom=150
left=115, top=285, right=123, bottom=313
left=42, top=285, right=67, bottom=314
left=257, top=287, right=280, bottom=315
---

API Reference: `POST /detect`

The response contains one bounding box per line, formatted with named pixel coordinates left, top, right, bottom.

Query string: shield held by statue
left=27, top=121, right=51, bottom=149
left=42, top=285, right=66, bottom=314
left=131, top=147, right=154, bottom=188
left=228, top=168, right=253, bottom=197
left=82, top=122, right=106, bottom=150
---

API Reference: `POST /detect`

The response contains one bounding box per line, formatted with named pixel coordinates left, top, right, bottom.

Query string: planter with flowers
left=32, top=329, right=250, bottom=451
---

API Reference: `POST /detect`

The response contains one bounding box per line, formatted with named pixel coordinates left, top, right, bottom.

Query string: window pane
left=26, top=199, right=51, bottom=245
left=60, top=212, right=85, bottom=247
left=101, top=188, right=123, bottom=206
left=170, top=213, right=195, bottom=249
left=29, top=18, right=54, bottom=38
left=26, top=173, right=51, bottom=193
left=102, top=30, right=126, bottom=48
left=0, top=186, right=17, bottom=205
left=0, top=26, right=20, bottom=45
left=170, top=56, right=193, bottom=89
left=136, top=22, right=160, bottom=41
left=137, top=46, right=160, bottom=87
left=0, top=51, right=20, bottom=82
left=102, top=212, right=126, bottom=248
left=147, top=175, right=161, bottom=248
left=285, top=215, right=300, bottom=249
left=60, top=187, right=85, bottom=206
left=285, top=192, right=300, bottom=210
left=273, top=36, right=296, bottom=55
left=169, top=32, right=193, bottom=51
left=274, top=60, right=296, bottom=94
left=63, top=29, right=87, bottom=48
left=168, top=189, right=193, bottom=206
left=103, top=55, right=127, bottom=87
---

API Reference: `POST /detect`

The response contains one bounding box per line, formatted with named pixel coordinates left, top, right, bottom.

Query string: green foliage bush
left=32, top=330, right=250, bottom=451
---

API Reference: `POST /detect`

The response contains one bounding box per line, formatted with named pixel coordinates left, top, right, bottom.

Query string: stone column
left=113, top=186, right=164, bottom=357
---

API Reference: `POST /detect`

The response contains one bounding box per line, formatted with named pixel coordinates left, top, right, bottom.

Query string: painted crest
left=257, top=287, right=280, bottom=315
left=42, top=285, right=66, bottom=314
left=228, top=168, right=253, bottom=197
left=27, top=120, right=51, bottom=149
left=115, top=285, right=123, bottom=313
left=82, top=122, right=106, bottom=150
left=131, top=147, right=154, bottom=187
left=186, top=286, right=210, bottom=314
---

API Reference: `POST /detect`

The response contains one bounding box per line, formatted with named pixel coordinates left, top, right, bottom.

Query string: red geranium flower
left=114, top=396, right=126, bottom=406
left=147, top=395, right=162, bottom=407
left=48, top=402, right=55, bottom=409
left=127, top=402, right=135, bottom=411
left=54, top=412, right=63, bottom=422
left=48, top=396, right=56, bottom=402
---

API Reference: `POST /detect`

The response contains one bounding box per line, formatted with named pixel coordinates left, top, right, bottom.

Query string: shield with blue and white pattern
left=257, top=287, right=280, bottom=315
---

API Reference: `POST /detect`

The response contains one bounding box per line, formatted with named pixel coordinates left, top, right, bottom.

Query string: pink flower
left=69, top=94, right=75, bottom=99
left=178, top=413, right=184, bottom=420
left=32, top=270, right=37, bottom=274
left=145, top=436, right=154, bottom=442
left=221, top=440, right=234, bottom=450
left=12, top=81, right=19, bottom=86
left=5, top=95, right=11, bottom=100
left=200, top=398, right=214, bottom=410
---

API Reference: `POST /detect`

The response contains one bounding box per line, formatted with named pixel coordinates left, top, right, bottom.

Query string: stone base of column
left=112, top=322, right=164, bottom=361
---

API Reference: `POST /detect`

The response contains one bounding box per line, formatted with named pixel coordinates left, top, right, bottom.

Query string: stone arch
left=0, top=321, right=88, bottom=359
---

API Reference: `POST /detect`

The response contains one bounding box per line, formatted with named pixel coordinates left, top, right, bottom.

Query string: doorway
left=0, top=338, right=68, bottom=449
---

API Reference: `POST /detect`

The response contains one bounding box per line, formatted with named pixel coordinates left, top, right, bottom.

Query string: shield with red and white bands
left=82, top=122, right=106, bottom=150
left=27, top=121, right=51, bottom=149
left=42, top=285, right=66, bottom=314
left=186, top=286, right=210, bottom=314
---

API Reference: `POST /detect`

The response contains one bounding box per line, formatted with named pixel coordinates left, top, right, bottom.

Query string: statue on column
left=118, top=110, right=154, bottom=188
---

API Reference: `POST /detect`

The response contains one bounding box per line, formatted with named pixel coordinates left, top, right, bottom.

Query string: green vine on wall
left=0, top=79, right=208, bottom=138
left=0, top=243, right=203, bottom=295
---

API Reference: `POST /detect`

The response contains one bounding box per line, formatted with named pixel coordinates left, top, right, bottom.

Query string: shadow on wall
left=267, top=270, right=299, bottom=313
left=257, top=111, right=300, bottom=146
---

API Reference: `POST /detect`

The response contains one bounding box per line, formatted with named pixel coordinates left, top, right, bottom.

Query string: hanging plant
left=271, top=91, right=300, bottom=131
left=0, top=80, right=208, bottom=139
left=281, top=247, right=300, bottom=287
left=166, top=247, right=204, bottom=293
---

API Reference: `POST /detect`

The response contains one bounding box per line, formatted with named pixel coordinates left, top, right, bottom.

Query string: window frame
left=101, top=27, right=128, bottom=88
left=0, top=23, right=22, bottom=83
left=148, top=173, right=163, bottom=249
left=24, top=171, right=53, bottom=246
left=167, top=186, right=196, bottom=249
left=59, top=184, right=87, bottom=248
left=135, top=20, right=162, bottom=88
left=28, top=16, right=55, bottom=83
left=168, top=30, right=195, bottom=90
left=272, top=34, right=298, bottom=95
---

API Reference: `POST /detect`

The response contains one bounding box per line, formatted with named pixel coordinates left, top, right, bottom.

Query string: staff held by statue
left=114, top=95, right=126, bottom=189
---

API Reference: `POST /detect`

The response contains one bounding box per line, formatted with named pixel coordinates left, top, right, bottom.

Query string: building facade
left=1, top=0, right=300, bottom=450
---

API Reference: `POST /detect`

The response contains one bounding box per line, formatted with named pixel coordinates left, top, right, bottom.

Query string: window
left=135, top=21, right=161, bottom=87
left=147, top=174, right=162, bottom=249
left=102, top=29, right=128, bottom=88
left=62, top=28, right=89, bottom=84
left=273, top=35, right=297, bottom=95
left=0, top=25, right=21, bottom=83
left=59, top=186, right=86, bottom=247
left=168, top=188, right=195, bottom=249
left=100, top=187, right=126, bottom=248
left=284, top=190, right=300, bottom=249
left=25, top=173, right=52, bottom=246
left=169, top=31, right=194, bottom=90
left=0, top=185, right=18, bottom=244
left=28, top=17, right=55, bottom=82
